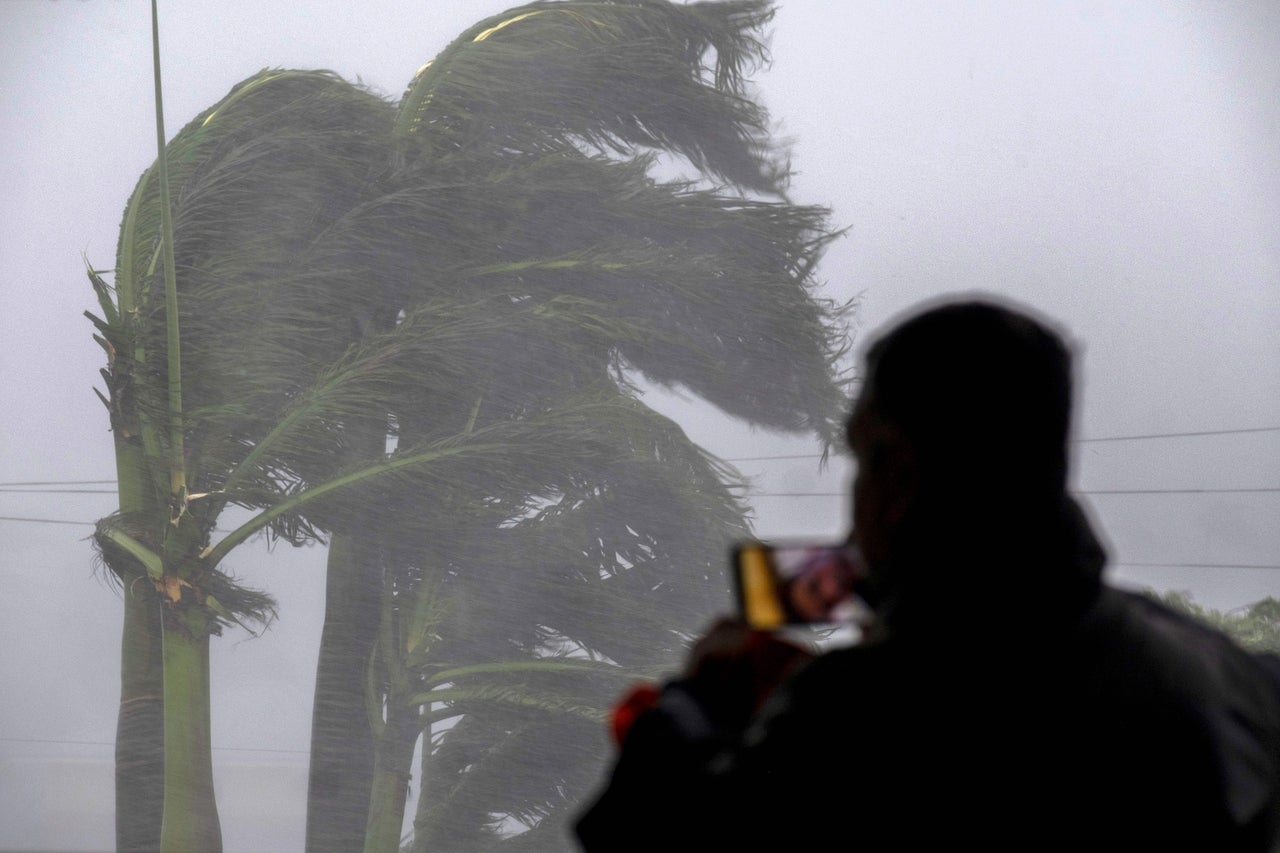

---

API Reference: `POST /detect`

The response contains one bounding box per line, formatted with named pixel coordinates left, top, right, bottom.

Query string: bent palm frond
left=398, top=0, right=783, bottom=192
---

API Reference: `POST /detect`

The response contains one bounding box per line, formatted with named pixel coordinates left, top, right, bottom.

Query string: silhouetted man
left=575, top=294, right=1280, bottom=851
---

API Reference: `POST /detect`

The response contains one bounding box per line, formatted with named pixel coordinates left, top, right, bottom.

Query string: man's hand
left=680, top=617, right=817, bottom=733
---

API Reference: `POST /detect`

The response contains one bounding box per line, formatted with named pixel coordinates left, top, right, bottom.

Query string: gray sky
left=1, top=2, right=1278, bottom=851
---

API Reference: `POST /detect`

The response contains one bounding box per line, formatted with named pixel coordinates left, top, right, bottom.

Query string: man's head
left=847, top=295, right=1076, bottom=584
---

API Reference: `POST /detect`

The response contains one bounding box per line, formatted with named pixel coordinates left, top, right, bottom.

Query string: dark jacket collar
left=871, top=495, right=1106, bottom=642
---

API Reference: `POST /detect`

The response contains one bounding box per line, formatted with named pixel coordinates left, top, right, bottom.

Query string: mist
left=1, top=2, right=1277, bottom=851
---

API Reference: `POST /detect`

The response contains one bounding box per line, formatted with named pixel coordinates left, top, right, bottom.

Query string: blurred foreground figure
left=575, top=295, right=1280, bottom=851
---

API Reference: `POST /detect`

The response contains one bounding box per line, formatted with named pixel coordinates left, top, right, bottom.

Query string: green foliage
left=91, top=2, right=853, bottom=851
left=1156, top=591, right=1280, bottom=654
left=90, top=66, right=398, bottom=619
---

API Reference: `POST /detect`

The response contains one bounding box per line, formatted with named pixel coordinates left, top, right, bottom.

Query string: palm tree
left=90, top=2, right=851, bottom=851
left=297, top=2, right=852, bottom=850
left=89, top=55, right=401, bottom=851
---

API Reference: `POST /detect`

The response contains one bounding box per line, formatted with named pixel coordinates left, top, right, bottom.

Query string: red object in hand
left=609, top=681, right=662, bottom=747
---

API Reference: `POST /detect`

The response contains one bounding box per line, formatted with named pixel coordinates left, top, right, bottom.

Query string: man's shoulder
left=1063, top=586, right=1280, bottom=747
left=778, top=587, right=1280, bottom=706
left=793, top=587, right=1280, bottom=703
left=1089, top=586, right=1277, bottom=679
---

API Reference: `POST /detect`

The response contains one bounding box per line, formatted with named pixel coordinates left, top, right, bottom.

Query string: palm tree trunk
left=363, top=708, right=419, bottom=853
left=159, top=620, right=222, bottom=853
left=305, top=394, right=391, bottom=850
left=116, top=584, right=165, bottom=852
left=306, top=530, right=383, bottom=853
left=111, top=430, right=167, bottom=852
left=410, top=728, right=431, bottom=852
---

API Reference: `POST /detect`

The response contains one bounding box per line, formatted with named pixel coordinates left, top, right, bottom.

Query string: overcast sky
left=2, top=2, right=1278, bottom=851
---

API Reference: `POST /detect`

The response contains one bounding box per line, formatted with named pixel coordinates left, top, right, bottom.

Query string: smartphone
left=731, top=540, right=868, bottom=630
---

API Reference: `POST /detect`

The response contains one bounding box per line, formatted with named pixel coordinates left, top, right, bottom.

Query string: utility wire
left=0, top=488, right=118, bottom=494
left=3, top=487, right=1278, bottom=527
left=0, top=480, right=117, bottom=487
left=726, top=426, right=1280, bottom=462
left=0, top=735, right=307, bottom=756
left=10, top=485, right=1276, bottom=499
left=749, top=488, right=1280, bottom=497
left=1115, top=562, right=1280, bottom=570
left=0, top=516, right=96, bottom=526
left=6, top=518, right=1269, bottom=570
left=1085, top=488, right=1280, bottom=495
left=1076, top=426, right=1280, bottom=443
left=3, top=427, right=1276, bottom=482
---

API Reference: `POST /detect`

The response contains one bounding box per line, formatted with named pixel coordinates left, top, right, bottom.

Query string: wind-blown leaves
left=92, top=2, right=852, bottom=851
left=95, top=67, right=396, bottom=559
left=397, top=0, right=781, bottom=190
left=305, top=3, right=849, bottom=848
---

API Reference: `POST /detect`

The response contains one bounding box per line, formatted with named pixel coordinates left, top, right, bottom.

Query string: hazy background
left=2, top=1, right=1277, bottom=850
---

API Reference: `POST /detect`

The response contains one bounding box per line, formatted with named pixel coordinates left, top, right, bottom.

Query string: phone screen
left=732, top=541, right=867, bottom=630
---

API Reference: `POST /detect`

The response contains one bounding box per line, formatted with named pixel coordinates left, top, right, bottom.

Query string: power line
left=1114, top=562, right=1280, bottom=571
left=0, top=735, right=307, bottom=756
left=1077, top=426, right=1280, bottom=443
left=2, top=427, right=1275, bottom=485
left=0, top=516, right=96, bottom=527
left=1, top=515, right=1273, bottom=576
left=749, top=488, right=1280, bottom=497
left=728, top=454, right=845, bottom=462
left=1086, top=488, right=1280, bottom=495
left=4, top=487, right=1278, bottom=527
left=0, top=488, right=118, bottom=494
left=725, top=426, right=1280, bottom=462
left=0, top=480, right=117, bottom=487
left=9, top=486, right=1280, bottom=499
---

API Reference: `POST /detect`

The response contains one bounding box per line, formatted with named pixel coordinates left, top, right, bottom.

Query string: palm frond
left=397, top=0, right=783, bottom=192
left=293, top=149, right=852, bottom=445
left=410, top=704, right=604, bottom=851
